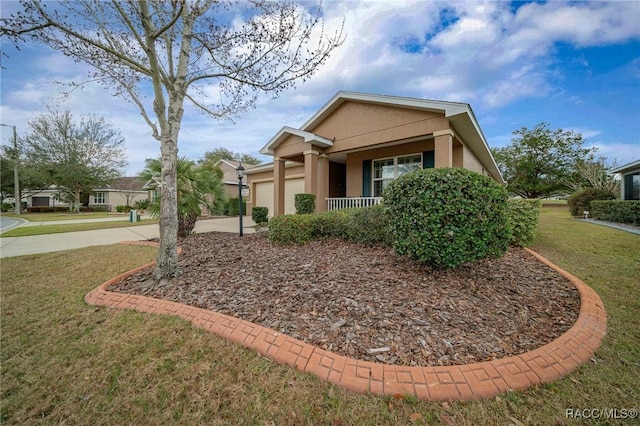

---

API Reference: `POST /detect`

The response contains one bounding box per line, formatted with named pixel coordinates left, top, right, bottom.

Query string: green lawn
left=1, top=212, right=118, bottom=222
left=1, top=209, right=638, bottom=425
left=0, top=219, right=158, bottom=237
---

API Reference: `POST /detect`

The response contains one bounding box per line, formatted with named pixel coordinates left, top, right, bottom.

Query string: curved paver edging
left=85, top=243, right=607, bottom=401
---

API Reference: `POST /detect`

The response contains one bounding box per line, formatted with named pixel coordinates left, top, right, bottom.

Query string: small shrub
left=506, top=199, right=542, bottom=247
left=268, top=214, right=316, bottom=244
left=384, top=168, right=510, bottom=268
left=1, top=202, right=12, bottom=212
left=567, top=188, right=616, bottom=217
left=227, top=197, right=247, bottom=216
left=91, top=206, right=108, bottom=212
left=116, top=205, right=125, bottom=213
left=294, top=193, right=316, bottom=214
left=252, top=206, right=269, bottom=224
left=133, top=199, right=150, bottom=210
left=591, top=200, right=640, bottom=225
left=344, top=204, right=393, bottom=246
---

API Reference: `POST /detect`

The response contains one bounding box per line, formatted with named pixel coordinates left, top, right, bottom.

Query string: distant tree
left=199, top=148, right=262, bottom=168
left=139, top=157, right=225, bottom=237
left=21, top=109, right=127, bottom=213
left=1, top=0, right=343, bottom=280
left=562, top=159, right=620, bottom=195
left=492, top=123, right=596, bottom=198
left=1, top=144, right=51, bottom=205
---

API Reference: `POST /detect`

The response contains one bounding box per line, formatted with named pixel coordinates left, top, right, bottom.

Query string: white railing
left=326, top=197, right=383, bottom=211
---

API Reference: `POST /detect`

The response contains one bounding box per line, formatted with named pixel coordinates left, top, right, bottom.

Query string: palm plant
left=140, top=157, right=226, bottom=237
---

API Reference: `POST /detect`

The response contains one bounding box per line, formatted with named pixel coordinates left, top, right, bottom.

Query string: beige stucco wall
left=310, top=101, right=448, bottom=153
left=345, top=139, right=435, bottom=197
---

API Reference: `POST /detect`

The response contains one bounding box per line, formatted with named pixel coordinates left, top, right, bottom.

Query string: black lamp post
left=236, top=162, right=245, bottom=236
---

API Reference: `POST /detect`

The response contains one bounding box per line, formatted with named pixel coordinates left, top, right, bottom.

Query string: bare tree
left=1, top=1, right=344, bottom=280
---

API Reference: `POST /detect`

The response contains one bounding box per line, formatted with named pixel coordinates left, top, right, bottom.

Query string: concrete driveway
left=0, top=216, right=255, bottom=258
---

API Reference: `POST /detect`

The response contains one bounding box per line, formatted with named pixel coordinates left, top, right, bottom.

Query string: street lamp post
left=236, top=162, right=245, bottom=237
left=0, top=123, right=19, bottom=215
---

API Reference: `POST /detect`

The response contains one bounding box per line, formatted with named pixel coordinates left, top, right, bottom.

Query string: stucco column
left=316, top=153, right=329, bottom=212
left=273, top=157, right=285, bottom=216
left=434, top=131, right=453, bottom=168
left=304, top=149, right=319, bottom=205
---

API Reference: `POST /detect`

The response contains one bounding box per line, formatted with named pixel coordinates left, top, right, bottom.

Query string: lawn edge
left=84, top=243, right=607, bottom=402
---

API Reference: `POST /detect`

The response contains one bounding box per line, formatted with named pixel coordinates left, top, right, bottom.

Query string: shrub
left=91, top=206, right=108, bottom=212
left=116, top=205, right=125, bottom=213
left=133, top=199, right=150, bottom=210
left=506, top=199, right=542, bottom=247
left=344, top=204, right=393, bottom=246
left=294, top=193, right=316, bottom=214
left=384, top=168, right=510, bottom=268
left=268, top=214, right=316, bottom=244
left=567, top=188, right=616, bottom=217
left=1, top=202, right=12, bottom=212
left=252, top=206, right=269, bottom=224
left=590, top=200, right=640, bottom=225
left=26, top=206, right=68, bottom=213
left=227, top=197, right=247, bottom=216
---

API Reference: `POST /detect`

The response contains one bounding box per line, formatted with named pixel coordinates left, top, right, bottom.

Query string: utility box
left=129, top=209, right=140, bottom=222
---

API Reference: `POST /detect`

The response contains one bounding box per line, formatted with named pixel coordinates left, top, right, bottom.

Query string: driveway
left=0, top=216, right=255, bottom=258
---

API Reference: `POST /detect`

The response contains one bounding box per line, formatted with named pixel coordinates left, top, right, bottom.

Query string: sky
left=1, top=0, right=639, bottom=176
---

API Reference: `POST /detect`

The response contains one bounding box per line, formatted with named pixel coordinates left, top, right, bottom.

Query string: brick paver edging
left=85, top=243, right=606, bottom=401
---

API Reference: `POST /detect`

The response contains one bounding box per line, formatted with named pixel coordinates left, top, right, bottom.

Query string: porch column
left=316, top=153, right=329, bottom=212
left=304, top=149, right=319, bottom=207
left=273, top=157, right=285, bottom=216
left=434, top=131, right=453, bottom=168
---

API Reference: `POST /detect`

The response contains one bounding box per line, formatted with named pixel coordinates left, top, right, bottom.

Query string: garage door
left=254, top=178, right=305, bottom=216
left=32, top=196, right=50, bottom=207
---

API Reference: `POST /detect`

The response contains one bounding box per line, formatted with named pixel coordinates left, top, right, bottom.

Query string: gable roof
left=259, top=91, right=504, bottom=184
left=259, top=126, right=334, bottom=156
left=611, top=159, right=640, bottom=174
left=95, top=177, right=146, bottom=191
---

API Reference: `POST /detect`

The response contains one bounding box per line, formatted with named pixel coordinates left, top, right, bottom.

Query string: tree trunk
left=74, top=189, right=81, bottom=213
left=154, top=135, right=180, bottom=280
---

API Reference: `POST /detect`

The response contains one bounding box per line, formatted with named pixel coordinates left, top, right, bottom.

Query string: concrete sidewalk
left=0, top=217, right=255, bottom=258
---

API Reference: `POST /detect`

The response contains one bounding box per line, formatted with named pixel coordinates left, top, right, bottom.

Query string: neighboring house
left=245, top=91, right=505, bottom=217
left=612, top=159, right=640, bottom=200
left=215, top=159, right=254, bottom=198
left=90, top=177, right=150, bottom=210
left=26, top=177, right=150, bottom=211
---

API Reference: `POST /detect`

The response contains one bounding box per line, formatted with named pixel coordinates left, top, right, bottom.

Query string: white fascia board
left=611, top=159, right=640, bottom=174
left=259, top=126, right=333, bottom=156
left=301, top=91, right=471, bottom=131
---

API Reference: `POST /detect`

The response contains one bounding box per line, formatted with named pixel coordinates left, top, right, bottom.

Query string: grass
left=1, top=208, right=639, bottom=425
left=1, top=212, right=116, bottom=222
left=0, top=219, right=158, bottom=237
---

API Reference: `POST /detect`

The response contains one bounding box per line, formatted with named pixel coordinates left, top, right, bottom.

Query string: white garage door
left=254, top=178, right=305, bottom=216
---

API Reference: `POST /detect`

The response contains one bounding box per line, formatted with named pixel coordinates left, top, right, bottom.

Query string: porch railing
left=326, top=197, right=382, bottom=211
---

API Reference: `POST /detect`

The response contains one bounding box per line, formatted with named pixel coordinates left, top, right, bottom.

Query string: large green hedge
left=383, top=168, right=510, bottom=268
left=567, top=188, right=616, bottom=217
left=590, top=200, right=640, bottom=225
left=251, top=206, right=269, bottom=224
left=506, top=198, right=541, bottom=247
left=267, top=205, right=391, bottom=246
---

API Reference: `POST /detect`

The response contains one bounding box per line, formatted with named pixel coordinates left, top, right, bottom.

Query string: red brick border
left=85, top=244, right=606, bottom=401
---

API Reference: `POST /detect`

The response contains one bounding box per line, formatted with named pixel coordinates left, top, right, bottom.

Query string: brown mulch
left=111, top=232, right=580, bottom=367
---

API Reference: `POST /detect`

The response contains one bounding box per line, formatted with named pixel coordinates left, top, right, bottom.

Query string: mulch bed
left=111, top=232, right=580, bottom=367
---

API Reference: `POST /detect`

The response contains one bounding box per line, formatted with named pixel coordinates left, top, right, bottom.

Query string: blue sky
left=1, top=0, right=639, bottom=176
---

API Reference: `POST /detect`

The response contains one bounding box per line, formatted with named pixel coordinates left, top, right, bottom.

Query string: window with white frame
left=372, top=154, right=422, bottom=197
left=94, top=192, right=106, bottom=204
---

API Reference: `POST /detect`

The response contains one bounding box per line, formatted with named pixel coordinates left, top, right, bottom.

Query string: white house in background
left=26, top=177, right=150, bottom=211
left=612, top=159, right=640, bottom=200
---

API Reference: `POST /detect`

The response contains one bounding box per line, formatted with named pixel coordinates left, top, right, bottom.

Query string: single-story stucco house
left=244, top=91, right=505, bottom=217
left=215, top=159, right=253, bottom=198
left=27, top=177, right=150, bottom=211
left=612, top=159, right=640, bottom=201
